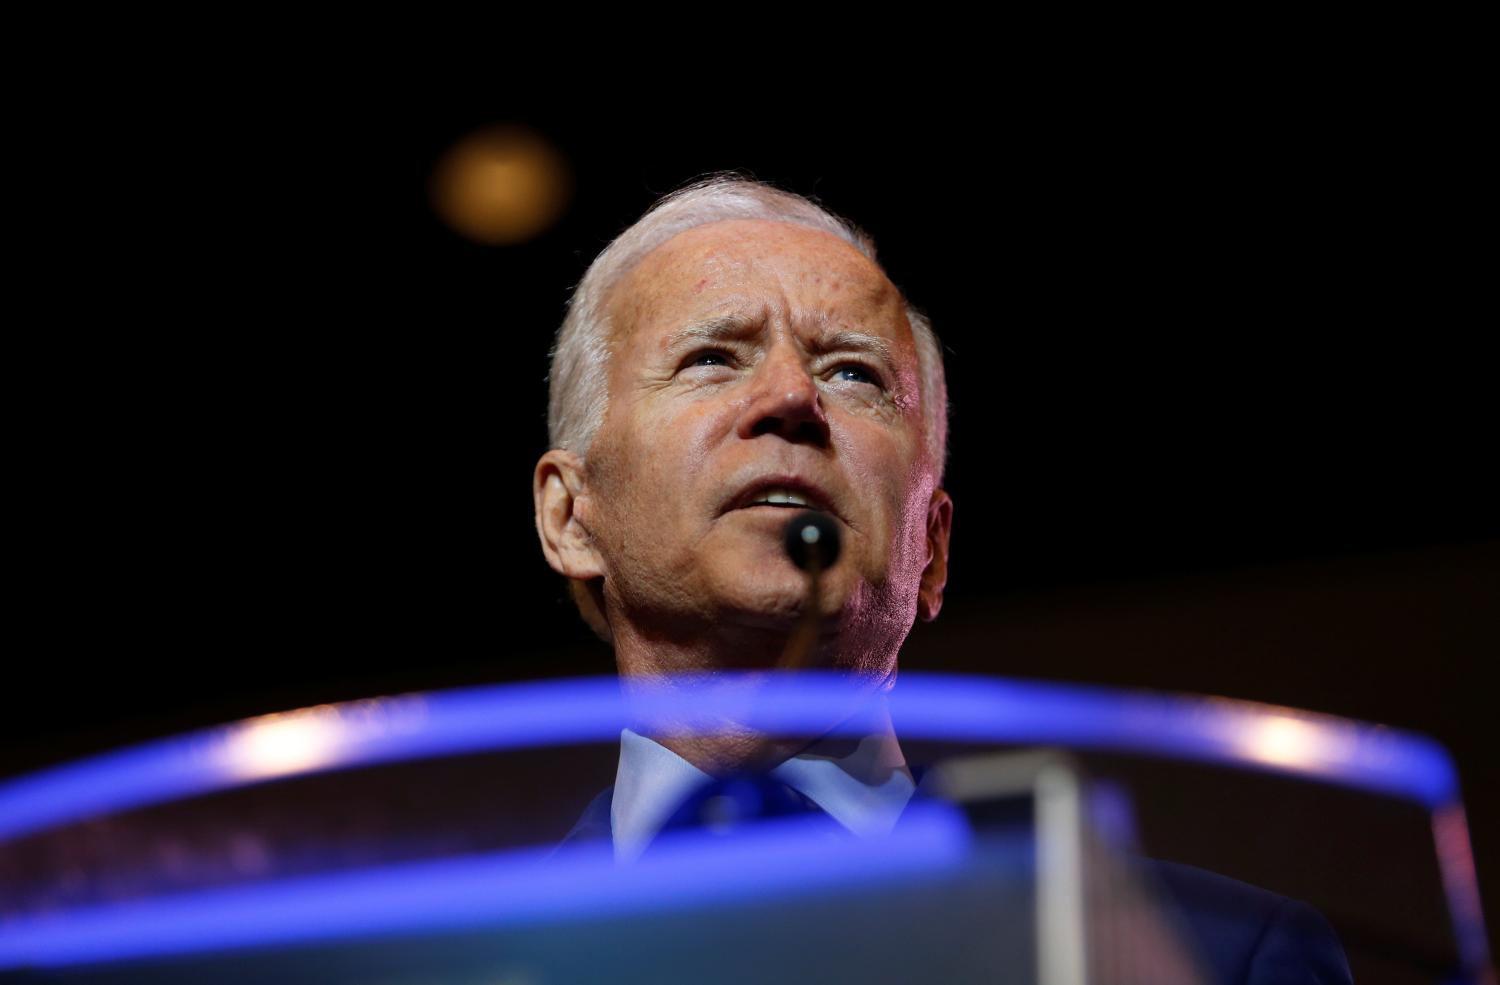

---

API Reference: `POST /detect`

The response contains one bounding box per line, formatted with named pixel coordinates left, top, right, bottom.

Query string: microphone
left=783, top=510, right=841, bottom=574
left=777, top=510, right=842, bottom=670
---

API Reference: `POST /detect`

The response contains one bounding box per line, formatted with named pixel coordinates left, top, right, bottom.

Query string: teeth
left=755, top=488, right=810, bottom=506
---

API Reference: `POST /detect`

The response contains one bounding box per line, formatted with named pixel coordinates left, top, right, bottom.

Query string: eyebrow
left=663, top=315, right=762, bottom=352
left=665, top=318, right=895, bottom=367
left=805, top=330, right=894, bottom=365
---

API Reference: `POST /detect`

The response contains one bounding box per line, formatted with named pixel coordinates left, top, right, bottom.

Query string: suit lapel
left=556, top=785, right=615, bottom=851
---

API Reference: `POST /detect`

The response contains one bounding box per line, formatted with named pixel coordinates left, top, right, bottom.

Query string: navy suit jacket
left=558, top=785, right=1353, bottom=985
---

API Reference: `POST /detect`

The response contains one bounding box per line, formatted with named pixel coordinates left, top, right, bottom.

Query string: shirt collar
left=610, top=712, right=916, bottom=862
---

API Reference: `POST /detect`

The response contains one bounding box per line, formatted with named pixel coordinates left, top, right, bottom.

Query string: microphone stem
left=776, top=555, right=823, bottom=671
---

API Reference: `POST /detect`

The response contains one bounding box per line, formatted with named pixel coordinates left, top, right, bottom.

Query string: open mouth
left=727, top=482, right=837, bottom=517
left=742, top=488, right=818, bottom=508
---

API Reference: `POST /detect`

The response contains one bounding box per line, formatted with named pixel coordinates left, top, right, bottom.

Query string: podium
left=0, top=674, right=1490, bottom=983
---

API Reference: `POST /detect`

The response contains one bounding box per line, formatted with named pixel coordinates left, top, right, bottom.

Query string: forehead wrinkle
left=602, top=220, right=916, bottom=397
left=804, top=329, right=895, bottom=364
left=661, top=312, right=766, bottom=354
left=609, top=219, right=893, bottom=337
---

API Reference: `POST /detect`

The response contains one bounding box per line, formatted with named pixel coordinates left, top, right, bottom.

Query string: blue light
left=0, top=672, right=1461, bottom=845
left=0, top=802, right=973, bottom=970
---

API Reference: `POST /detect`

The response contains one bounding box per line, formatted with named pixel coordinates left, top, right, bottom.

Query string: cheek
left=881, top=476, right=934, bottom=579
left=838, top=421, right=925, bottom=505
left=835, top=422, right=931, bottom=570
left=667, top=405, right=724, bottom=479
left=594, top=403, right=725, bottom=533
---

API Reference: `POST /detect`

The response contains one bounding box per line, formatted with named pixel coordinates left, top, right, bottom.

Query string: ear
left=533, top=449, right=606, bottom=581
left=916, top=487, right=953, bottom=622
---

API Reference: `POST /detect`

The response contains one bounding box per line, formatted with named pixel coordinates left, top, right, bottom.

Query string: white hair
left=547, top=175, right=948, bottom=479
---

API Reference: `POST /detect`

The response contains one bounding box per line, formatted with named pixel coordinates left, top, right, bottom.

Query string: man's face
left=571, top=219, right=949, bottom=673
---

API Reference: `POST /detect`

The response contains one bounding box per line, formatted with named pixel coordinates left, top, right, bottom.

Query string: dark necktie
left=651, top=771, right=846, bottom=848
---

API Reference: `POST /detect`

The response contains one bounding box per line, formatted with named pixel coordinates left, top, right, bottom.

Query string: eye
left=678, top=348, right=738, bottom=376
left=831, top=363, right=882, bottom=387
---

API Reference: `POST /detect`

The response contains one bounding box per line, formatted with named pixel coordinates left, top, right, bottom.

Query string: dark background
left=9, top=101, right=1495, bottom=961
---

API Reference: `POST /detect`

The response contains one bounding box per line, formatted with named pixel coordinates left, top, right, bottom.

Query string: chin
left=713, top=578, right=814, bottom=627
left=709, top=567, right=860, bottom=631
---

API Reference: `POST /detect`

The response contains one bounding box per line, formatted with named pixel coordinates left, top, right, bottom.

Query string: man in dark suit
left=533, top=173, right=947, bottom=836
left=532, top=175, right=1351, bottom=983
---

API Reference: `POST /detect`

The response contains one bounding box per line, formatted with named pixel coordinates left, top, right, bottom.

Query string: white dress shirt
left=610, top=724, right=917, bottom=862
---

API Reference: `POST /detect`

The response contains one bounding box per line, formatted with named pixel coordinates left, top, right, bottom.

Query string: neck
left=610, top=619, right=901, bottom=776
left=631, top=684, right=903, bottom=777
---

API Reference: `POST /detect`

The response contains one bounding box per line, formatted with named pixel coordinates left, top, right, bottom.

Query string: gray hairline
left=547, top=176, right=948, bottom=482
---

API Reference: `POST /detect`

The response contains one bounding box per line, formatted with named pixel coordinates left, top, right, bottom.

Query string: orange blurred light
left=429, top=124, right=571, bottom=245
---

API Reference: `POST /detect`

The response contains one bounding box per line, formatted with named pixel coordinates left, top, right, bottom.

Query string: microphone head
left=783, top=510, right=842, bottom=571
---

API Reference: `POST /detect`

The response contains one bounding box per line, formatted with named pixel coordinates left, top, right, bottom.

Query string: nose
left=736, top=343, right=830, bottom=446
